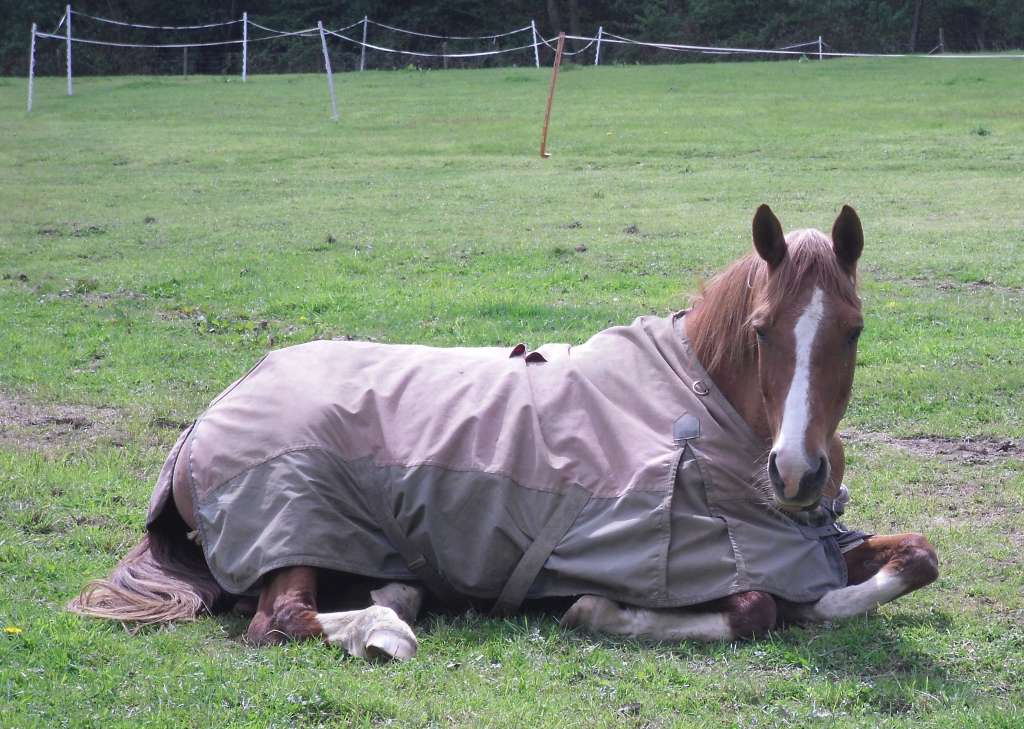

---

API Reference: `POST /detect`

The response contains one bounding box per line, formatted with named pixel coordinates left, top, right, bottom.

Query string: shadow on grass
left=419, top=600, right=959, bottom=685
left=195, top=587, right=966, bottom=702
left=206, top=591, right=954, bottom=674
left=775, top=610, right=955, bottom=676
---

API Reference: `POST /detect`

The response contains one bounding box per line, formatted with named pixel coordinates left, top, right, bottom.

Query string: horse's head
left=749, top=204, right=864, bottom=511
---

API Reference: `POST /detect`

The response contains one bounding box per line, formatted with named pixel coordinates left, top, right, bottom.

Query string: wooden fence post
left=539, top=32, right=565, bottom=159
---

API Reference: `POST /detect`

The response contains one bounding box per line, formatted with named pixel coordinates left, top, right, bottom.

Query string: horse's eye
left=753, top=326, right=767, bottom=341
left=849, top=327, right=863, bottom=344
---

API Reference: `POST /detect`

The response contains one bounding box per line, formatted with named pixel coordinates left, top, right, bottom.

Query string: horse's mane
left=689, top=229, right=860, bottom=374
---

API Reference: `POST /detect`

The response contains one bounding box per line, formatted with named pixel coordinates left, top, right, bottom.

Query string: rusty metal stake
left=539, top=32, right=565, bottom=159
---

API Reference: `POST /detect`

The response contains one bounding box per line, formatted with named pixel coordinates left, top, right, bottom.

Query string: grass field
left=1, top=59, right=1023, bottom=727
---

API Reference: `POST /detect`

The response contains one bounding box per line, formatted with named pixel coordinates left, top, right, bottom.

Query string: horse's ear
left=831, top=205, right=864, bottom=274
left=752, top=204, right=787, bottom=269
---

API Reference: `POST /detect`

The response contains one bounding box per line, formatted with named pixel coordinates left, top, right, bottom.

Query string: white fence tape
left=35, top=7, right=1024, bottom=64
left=776, top=40, right=821, bottom=51
left=591, top=32, right=1024, bottom=59
left=25, top=7, right=1024, bottom=118
left=366, top=19, right=532, bottom=41
left=540, top=35, right=597, bottom=56
left=248, top=19, right=360, bottom=37
left=27, top=7, right=1024, bottom=115
left=36, top=11, right=538, bottom=62
left=33, top=25, right=1024, bottom=62
left=70, top=9, right=241, bottom=30
left=326, top=28, right=542, bottom=59
left=35, top=27, right=318, bottom=49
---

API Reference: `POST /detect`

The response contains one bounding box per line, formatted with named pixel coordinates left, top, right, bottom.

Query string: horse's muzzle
left=768, top=450, right=830, bottom=509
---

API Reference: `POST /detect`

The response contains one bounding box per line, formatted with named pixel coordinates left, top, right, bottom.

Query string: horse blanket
left=147, top=312, right=858, bottom=614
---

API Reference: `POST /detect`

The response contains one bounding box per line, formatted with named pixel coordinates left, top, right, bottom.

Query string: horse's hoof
left=319, top=606, right=419, bottom=661
left=245, top=613, right=282, bottom=646
left=561, top=595, right=617, bottom=631
left=365, top=628, right=418, bottom=662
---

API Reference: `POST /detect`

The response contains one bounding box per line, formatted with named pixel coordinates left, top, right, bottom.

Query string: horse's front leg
left=247, top=567, right=425, bottom=662
left=779, top=533, right=939, bottom=623
left=561, top=590, right=778, bottom=642
left=245, top=566, right=322, bottom=645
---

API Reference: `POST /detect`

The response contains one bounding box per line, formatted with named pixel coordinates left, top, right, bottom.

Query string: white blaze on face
left=774, top=287, right=826, bottom=497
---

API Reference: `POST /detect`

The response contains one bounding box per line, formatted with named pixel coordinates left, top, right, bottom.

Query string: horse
left=69, top=204, right=939, bottom=661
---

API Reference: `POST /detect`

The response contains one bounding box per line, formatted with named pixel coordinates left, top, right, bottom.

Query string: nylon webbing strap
left=373, top=485, right=464, bottom=608
left=798, top=521, right=846, bottom=538
left=490, top=485, right=591, bottom=617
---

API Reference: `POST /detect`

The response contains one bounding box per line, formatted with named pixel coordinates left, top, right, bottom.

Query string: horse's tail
left=68, top=527, right=225, bottom=625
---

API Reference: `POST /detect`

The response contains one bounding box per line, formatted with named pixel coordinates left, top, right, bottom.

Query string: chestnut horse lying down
left=70, top=205, right=938, bottom=661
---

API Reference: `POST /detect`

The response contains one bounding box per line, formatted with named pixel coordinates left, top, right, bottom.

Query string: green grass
left=1, top=60, right=1022, bottom=726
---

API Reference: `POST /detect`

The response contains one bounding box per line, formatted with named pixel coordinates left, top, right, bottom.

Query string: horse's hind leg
left=778, top=533, right=939, bottom=623
left=316, top=582, right=424, bottom=661
left=369, top=582, right=424, bottom=623
left=246, top=566, right=322, bottom=645
left=561, top=590, right=778, bottom=642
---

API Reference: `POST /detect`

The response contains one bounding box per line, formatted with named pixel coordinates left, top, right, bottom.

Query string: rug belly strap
left=375, top=474, right=591, bottom=615
left=490, top=485, right=591, bottom=617
left=372, top=481, right=465, bottom=609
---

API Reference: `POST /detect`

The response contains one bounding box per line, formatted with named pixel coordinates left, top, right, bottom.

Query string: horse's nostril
left=772, top=450, right=829, bottom=504
left=800, top=454, right=830, bottom=492
left=767, top=451, right=783, bottom=489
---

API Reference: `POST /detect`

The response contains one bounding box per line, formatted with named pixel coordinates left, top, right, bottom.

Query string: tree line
left=3, top=0, right=1022, bottom=76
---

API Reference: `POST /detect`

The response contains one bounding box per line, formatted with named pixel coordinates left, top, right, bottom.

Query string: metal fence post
left=360, top=16, right=368, bottom=71
left=595, top=26, right=603, bottom=66
left=531, top=19, right=540, bottom=68
left=66, top=4, right=72, bottom=96
left=318, top=21, right=339, bottom=121
left=28, top=23, right=37, bottom=112
left=242, top=12, right=248, bottom=81
left=818, top=35, right=823, bottom=60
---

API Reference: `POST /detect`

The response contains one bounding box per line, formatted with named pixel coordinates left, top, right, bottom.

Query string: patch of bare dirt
left=935, top=278, right=1023, bottom=295
left=149, top=416, right=192, bottom=431
left=37, top=287, right=148, bottom=305
left=0, top=392, right=128, bottom=454
left=862, top=267, right=1023, bottom=296
left=844, top=430, right=1023, bottom=465
left=35, top=223, right=107, bottom=238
